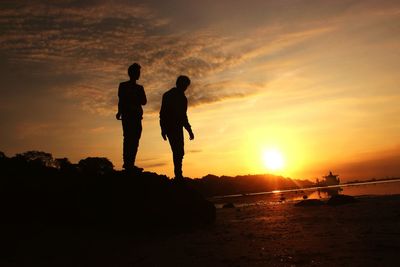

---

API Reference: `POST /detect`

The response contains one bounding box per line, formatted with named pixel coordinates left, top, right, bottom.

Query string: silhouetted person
left=116, top=63, right=147, bottom=172
left=160, top=75, right=194, bottom=180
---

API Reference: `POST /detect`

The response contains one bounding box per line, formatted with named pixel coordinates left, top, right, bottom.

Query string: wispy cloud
left=137, top=161, right=167, bottom=168
left=2, top=0, right=399, bottom=121
left=0, top=0, right=343, bottom=116
left=187, top=80, right=264, bottom=107
left=187, top=149, right=202, bottom=154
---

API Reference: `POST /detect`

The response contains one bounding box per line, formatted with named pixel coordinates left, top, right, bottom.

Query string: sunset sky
left=1, top=0, right=400, bottom=180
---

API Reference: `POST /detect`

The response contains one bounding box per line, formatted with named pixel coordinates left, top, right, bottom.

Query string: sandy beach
left=4, top=194, right=400, bottom=266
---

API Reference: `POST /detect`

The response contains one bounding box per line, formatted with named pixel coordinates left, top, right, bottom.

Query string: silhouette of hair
left=128, top=63, right=141, bottom=80
left=176, top=75, right=191, bottom=89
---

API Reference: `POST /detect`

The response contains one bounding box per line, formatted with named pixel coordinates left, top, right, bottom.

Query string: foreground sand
left=4, top=195, right=400, bottom=266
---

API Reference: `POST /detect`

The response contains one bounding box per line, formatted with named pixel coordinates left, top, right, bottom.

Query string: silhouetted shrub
left=15, top=150, right=56, bottom=168
left=78, top=157, right=114, bottom=176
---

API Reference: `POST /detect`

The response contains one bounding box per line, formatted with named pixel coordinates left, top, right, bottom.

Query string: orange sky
left=1, top=0, right=400, bottom=180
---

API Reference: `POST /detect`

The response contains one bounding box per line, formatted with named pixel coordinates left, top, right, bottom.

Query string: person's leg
left=167, top=128, right=184, bottom=179
left=131, top=117, right=142, bottom=167
left=122, top=118, right=134, bottom=169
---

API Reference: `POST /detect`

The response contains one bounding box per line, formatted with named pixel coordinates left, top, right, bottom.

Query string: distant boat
left=316, top=171, right=340, bottom=187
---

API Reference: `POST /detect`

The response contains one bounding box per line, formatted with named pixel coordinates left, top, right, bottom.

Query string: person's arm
left=184, top=119, right=194, bottom=140
left=183, top=97, right=194, bottom=140
left=116, top=84, right=122, bottom=120
left=183, top=114, right=192, bottom=134
left=140, top=85, right=147, bottom=105
left=159, top=94, right=167, bottom=140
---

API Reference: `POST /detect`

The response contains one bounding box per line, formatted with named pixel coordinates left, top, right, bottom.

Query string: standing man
left=160, top=75, right=194, bottom=180
left=116, top=63, right=147, bottom=172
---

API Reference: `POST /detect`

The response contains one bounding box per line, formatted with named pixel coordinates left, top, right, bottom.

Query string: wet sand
left=4, top=194, right=400, bottom=266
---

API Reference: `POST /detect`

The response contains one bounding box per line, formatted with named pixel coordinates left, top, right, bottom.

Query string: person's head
left=128, top=63, right=141, bottom=80
left=176, top=75, right=191, bottom=91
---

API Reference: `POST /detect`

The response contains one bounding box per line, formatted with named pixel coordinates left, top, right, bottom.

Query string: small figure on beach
left=116, top=63, right=147, bottom=172
left=160, top=75, right=194, bottom=181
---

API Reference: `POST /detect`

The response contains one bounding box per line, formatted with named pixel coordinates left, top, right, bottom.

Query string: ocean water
left=212, top=179, right=400, bottom=208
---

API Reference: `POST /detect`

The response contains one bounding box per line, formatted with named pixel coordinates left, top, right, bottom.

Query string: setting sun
left=262, top=149, right=285, bottom=171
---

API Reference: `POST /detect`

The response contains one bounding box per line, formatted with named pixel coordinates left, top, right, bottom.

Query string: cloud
left=66, top=85, right=116, bottom=115
left=187, top=80, right=264, bottom=107
left=187, top=149, right=202, bottom=154
left=135, top=156, right=168, bottom=168
left=2, top=0, right=399, bottom=117
left=1, top=1, right=250, bottom=114
left=137, top=161, right=167, bottom=168
left=2, top=5, right=337, bottom=119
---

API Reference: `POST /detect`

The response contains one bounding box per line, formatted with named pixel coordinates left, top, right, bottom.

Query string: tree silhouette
left=78, top=157, right=114, bottom=176
left=15, top=150, right=56, bottom=168
left=55, top=157, right=77, bottom=173
left=55, top=157, right=71, bottom=169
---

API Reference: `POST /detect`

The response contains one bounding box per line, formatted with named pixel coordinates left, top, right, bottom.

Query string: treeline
left=0, top=150, right=127, bottom=226
left=0, top=150, right=313, bottom=198
left=0, top=150, right=114, bottom=178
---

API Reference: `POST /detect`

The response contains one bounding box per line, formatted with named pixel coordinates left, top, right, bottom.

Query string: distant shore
left=210, top=177, right=400, bottom=200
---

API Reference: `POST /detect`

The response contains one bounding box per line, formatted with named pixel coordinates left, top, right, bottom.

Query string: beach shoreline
left=2, top=194, right=400, bottom=266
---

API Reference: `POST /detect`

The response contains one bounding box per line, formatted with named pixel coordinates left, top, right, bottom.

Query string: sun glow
left=262, top=149, right=285, bottom=171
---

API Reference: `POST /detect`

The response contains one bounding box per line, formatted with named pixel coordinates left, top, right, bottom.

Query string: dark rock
left=0, top=170, right=216, bottom=231
left=327, top=194, right=357, bottom=206
left=105, top=172, right=216, bottom=229
left=295, top=199, right=324, bottom=207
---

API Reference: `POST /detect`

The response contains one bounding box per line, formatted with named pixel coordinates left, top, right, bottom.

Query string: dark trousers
left=166, top=127, right=184, bottom=178
left=122, top=116, right=142, bottom=169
